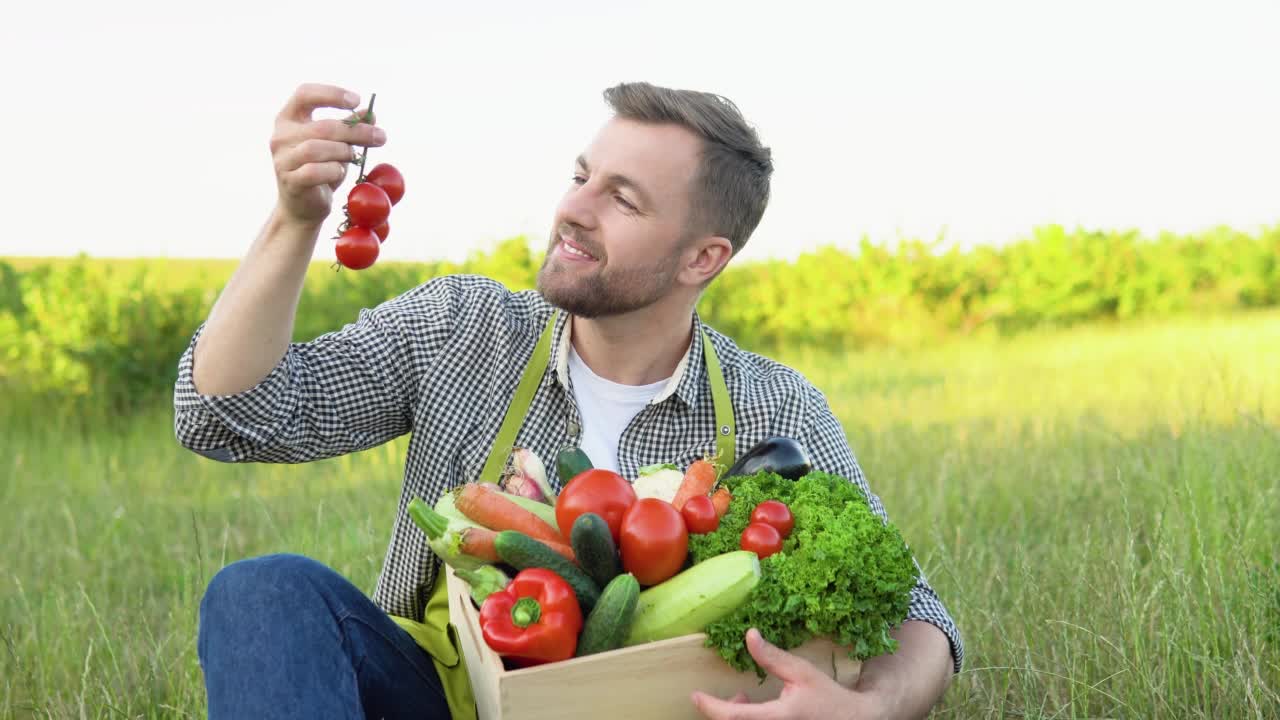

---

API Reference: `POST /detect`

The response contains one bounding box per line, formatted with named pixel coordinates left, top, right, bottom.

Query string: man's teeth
left=564, top=243, right=592, bottom=259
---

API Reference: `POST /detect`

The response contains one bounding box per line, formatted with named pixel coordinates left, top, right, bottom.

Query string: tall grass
left=3, top=310, right=1278, bottom=718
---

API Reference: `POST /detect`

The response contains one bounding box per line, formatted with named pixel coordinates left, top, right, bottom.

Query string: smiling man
left=176, top=81, right=962, bottom=719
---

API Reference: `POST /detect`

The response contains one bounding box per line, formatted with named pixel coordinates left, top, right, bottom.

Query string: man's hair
left=602, top=81, right=773, bottom=256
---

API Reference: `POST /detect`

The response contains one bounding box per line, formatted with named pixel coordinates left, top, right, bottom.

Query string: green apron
left=389, top=311, right=737, bottom=719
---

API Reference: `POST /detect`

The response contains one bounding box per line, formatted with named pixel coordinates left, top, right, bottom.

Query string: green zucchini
left=493, top=530, right=600, bottom=612
left=570, top=513, right=621, bottom=587
left=576, top=573, right=640, bottom=657
left=556, top=446, right=593, bottom=487
left=625, top=550, right=760, bottom=646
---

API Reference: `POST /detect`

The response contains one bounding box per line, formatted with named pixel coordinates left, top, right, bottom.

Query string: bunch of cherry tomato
left=334, top=93, right=405, bottom=270
left=681, top=495, right=793, bottom=559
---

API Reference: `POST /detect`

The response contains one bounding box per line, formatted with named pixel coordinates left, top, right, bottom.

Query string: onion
left=499, top=448, right=556, bottom=504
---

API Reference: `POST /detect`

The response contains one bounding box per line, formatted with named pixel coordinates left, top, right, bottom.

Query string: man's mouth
left=558, top=234, right=599, bottom=262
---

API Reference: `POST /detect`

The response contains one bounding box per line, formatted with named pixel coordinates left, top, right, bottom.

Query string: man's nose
left=555, top=185, right=599, bottom=231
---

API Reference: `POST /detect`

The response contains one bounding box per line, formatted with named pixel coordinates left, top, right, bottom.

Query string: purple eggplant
left=724, top=437, right=812, bottom=480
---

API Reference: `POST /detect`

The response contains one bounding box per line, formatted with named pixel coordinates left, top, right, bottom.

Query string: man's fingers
left=327, top=161, right=350, bottom=192
left=306, top=118, right=386, bottom=149
left=281, top=161, right=346, bottom=193
left=275, top=139, right=359, bottom=175
left=278, top=83, right=360, bottom=123
left=745, top=628, right=822, bottom=685
left=690, top=691, right=775, bottom=720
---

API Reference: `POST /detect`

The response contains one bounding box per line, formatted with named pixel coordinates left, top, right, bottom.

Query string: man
left=177, top=81, right=962, bottom=719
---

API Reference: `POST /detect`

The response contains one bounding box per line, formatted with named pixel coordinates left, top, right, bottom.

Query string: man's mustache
left=554, top=224, right=604, bottom=259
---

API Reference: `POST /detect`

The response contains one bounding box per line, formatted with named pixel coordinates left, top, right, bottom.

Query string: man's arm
left=195, top=83, right=383, bottom=397
left=853, top=620, right=954, bottom=719
left=692, top=623, right=951, bottom=720
left=174, top=275, right=457, bottom=464
left=174, top=82, right=439, bottom=464
left=191, top=207, right=322, bottom=397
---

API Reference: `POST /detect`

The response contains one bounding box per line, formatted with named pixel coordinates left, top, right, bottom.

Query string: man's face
left=537, top=116, right=703, bottom=318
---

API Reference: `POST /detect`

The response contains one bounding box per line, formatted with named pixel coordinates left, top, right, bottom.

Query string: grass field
left=3, top=309, right=1278, bottom=718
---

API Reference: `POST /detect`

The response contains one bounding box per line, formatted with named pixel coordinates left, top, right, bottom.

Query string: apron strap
left=477, top=311, right=560, bottom=485
left=475, top=312, right=736, bottom=482
left=702, top=330, right=736, bottom=471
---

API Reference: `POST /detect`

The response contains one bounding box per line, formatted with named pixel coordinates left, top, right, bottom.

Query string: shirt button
left=567, top=420, right=580, bottom=438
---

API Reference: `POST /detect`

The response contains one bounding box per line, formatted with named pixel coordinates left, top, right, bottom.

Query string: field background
left=2, top=225, right=1278, bottom=718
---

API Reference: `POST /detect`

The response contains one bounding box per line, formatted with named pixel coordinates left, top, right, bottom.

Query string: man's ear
left=680, top=236, right=734, bottom=286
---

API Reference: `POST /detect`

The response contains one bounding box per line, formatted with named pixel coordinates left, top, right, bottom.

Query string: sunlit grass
left=3, top=311, right=1278, bottom=718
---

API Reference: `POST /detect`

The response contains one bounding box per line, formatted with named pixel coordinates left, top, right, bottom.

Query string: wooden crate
left=445, top=565, right=861, bottom=720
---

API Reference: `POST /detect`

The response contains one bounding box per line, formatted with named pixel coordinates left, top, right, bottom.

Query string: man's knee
left=199, top=553, right=333, bottom=627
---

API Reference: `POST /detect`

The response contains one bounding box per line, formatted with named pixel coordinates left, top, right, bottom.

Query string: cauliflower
left=632, top=463, right=685, bottom=502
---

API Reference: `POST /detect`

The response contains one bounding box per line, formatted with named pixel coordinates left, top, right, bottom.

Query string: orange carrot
left=671, top=459, right=719, bottom=510
left=455, top=483, right=565, bottom=545
left=457, top=527, right=500, bottom=562
left=710, top=487, right=732, bottom=517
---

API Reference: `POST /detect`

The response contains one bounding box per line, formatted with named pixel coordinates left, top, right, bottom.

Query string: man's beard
left=536, top=226, right=683, bottom=318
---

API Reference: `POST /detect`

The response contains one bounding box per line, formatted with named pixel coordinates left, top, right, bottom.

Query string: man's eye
left=571, top=175, right=586, bottom=185
left=615, top=195, right=636, bottom=212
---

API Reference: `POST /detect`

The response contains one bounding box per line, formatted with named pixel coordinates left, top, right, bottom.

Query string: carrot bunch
left=454, top=483, right=576, bottom=561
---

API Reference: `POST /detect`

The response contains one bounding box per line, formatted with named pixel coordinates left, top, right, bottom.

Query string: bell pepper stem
left=511, top=597, right=542, bottom=628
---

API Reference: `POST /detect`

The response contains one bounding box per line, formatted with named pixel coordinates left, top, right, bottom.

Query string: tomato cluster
left=334, top=93, right=406, bottom=270
left=740, top=500, right=793, bottom=559
left=556, top=469, right=690, bottom=587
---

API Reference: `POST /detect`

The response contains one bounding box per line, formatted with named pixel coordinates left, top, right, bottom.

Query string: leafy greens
left=688, top=470, right=917, bottom=678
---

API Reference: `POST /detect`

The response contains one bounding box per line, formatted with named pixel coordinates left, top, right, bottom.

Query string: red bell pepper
left=478, top=568, right=582, bottom=664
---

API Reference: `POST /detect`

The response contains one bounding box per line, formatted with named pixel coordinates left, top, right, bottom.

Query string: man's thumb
left=745, top=628, right=820, bottom=684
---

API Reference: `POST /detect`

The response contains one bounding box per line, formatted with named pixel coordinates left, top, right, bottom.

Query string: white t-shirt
left=567, top=345, right=669, bottom=474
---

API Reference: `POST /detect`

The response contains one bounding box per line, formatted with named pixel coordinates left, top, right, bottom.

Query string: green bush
left=2, top=223, right=1277, bottom=413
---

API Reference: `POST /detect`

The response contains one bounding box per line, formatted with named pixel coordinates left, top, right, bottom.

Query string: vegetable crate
left=445, top=565, right=861, bottom=720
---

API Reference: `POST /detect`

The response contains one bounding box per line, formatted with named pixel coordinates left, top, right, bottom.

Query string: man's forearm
left=854, top=620, right=954, bottom=719
left=192, top=207, right=321, bottom=396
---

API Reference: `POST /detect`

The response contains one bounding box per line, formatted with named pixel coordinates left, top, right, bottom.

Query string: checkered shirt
left=173, top=274, right=963, bottom=672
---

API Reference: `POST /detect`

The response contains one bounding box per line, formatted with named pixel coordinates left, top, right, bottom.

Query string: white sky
left=1, top=0, right=1277, bottom=263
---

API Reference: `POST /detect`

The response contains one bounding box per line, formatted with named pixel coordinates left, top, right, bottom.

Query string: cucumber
left=493, top=530, right=601, bottom=612
left=625, top=550, right=760, bottom=646
left=556, top=446, right=593, bottom=487
left=570, top=513, right=621, bottom=587
left=576, top=573, right=640, bottom=657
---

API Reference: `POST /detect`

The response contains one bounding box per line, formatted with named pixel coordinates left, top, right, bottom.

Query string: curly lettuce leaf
left=690, top=471, right=917, bottom=678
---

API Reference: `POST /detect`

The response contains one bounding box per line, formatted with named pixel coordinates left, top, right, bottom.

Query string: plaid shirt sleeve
left=172, top=277, right=463, bottom=463
left=798, top=382, right=965, bottom=674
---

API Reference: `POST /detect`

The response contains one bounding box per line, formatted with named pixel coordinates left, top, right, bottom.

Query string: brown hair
left=602, top=81, right=773, bottom=256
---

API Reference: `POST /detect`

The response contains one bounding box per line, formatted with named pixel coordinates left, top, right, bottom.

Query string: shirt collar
left=550, top=310, right=708, bottom=409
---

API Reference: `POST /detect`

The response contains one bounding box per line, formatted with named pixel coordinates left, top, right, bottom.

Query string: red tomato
left=680, top=495, right=719, bottom=534
left=371, top=220, right=389, bottom=242
left=740, top=522, right=783, bottom=559
left=555, top=469, right=637, bottom=542
left=335, top=226, right=380, bottom=269
left=749, top=500, right=794, bottom=538
left=365, top=163, right=405, bottom=205
left=346, top=182, right=391, bottom=228
left=619, top=499, right=689, bottom=586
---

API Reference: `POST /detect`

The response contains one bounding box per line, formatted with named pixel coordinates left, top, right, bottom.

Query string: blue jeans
left=198, top=553, right=452, bottom=719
